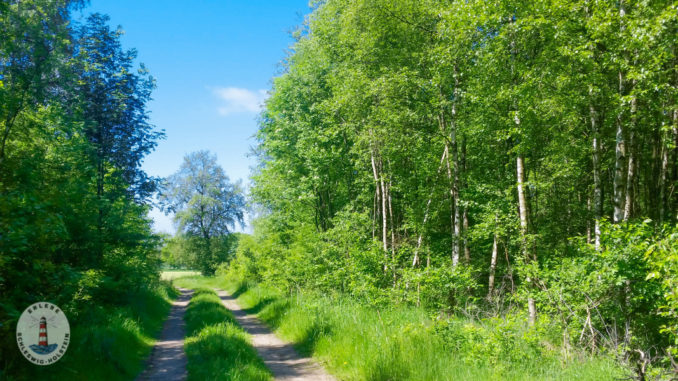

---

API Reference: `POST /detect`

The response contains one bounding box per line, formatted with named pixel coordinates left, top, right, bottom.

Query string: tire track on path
left=137, top=288, right=193, bottom=381
left=215, top=289, right=335, bottom=381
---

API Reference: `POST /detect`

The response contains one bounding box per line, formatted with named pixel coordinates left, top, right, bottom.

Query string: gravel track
left=215, top=289, right=335, bottom=381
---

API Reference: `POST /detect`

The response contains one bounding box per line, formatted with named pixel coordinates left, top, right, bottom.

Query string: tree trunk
left=660, top=129, right=669, bottom=223
left=388, top=180, right=395, bottom=251
left=370, top=146, right=383, bottom=249
left=613, top=1, right=627, bottom=224
left=488, top=216, right=499, bottom=299
left=672, top=110, right=678, bottom=221
left=444, top=116, right=461, bottom=267
left=441, top=68, right=462, bottom=268
left=461, top=136, right=470, bottom=264
left=372, top=184, right=378, bottom=239
left=463, top=208, right=470, bottom=263
left=613, top=99, right=626, bottom=223
left=379, top=164, right=388, bottom=272
left=624, top=129, right=635, bottom=221
left=623, top=91, right=637, bottom=221
left=517, top=153, right=536, bottom=325
left=388, top=179, right=396, bottom=285
left=591, top=103, right=603, bottom=249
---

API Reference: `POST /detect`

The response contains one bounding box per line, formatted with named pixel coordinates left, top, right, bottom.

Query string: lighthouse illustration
left=29, top=316, right=58, bottom=355
left=38, top=317, right=48, bottom=347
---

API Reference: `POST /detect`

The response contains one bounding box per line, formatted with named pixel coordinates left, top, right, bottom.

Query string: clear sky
left=74, top=1, right=311, bottom=234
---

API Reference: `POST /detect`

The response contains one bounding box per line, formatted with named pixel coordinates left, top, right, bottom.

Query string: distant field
left=161, top=270, right=200, bottom=281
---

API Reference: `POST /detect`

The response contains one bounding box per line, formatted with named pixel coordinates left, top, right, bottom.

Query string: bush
left=538, top=220, right=677, bottom=376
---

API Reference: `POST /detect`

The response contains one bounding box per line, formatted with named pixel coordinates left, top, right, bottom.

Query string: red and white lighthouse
left=38, top=317, right=48, bottom=347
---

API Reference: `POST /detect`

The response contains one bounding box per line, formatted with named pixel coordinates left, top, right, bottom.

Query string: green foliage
left=217, top=275, right=624, bottom=381
left=0, top=3, right=165, bottom=377
left=533, top=220, right=678, bottom=374
left=183, top=288, right=272, bottom=381
left=159, top=151, right=245, bottom=275
left=247, top=0, right=678, bottom=374
left=645, top=226, right=678, bottom=364
left=161, top=235, right=197, bottom=269
left=160, top=233, right=241, bottom=275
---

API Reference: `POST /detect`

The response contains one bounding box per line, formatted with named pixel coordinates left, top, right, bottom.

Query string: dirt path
left=137, top=288, right=193, bottom=381
left=215, top=289, right=335, bottom=381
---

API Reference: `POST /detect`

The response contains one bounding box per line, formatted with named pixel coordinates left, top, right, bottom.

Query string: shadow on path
left=215, top=290, right=335, bottom=381
left=137, top=288, right=193, bottom=381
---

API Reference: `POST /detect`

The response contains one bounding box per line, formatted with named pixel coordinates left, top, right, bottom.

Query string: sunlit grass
left=221, top=277, right=626, bottom=381
left=173, top=274, right=233, bottom=290
left=161, top=270, right=201, bottom=281
left=183, top=288, right=271, bottom=381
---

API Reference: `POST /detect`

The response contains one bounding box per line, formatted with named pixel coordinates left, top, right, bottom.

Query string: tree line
left=239, top=0, right=678, bottom=374
left=0, top=1, right=164, bottom=373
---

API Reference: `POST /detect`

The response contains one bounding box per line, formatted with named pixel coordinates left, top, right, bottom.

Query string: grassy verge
left=177, top=275, right=627, bottom=381
left=13, top=282, right=179, bottom=380
left=183, top=288, right=272, bottom=381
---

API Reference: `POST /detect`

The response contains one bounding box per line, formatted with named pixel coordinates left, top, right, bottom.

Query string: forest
left=229, top=0, right=678, bottom=378
left=1, top=0, right=678, bottom=380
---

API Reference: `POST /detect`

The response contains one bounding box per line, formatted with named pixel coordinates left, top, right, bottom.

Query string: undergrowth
left=177, top=275, right=627, bottom=381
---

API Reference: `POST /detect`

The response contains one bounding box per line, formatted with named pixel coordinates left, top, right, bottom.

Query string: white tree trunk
left=488, top=216, right=499, bottom=299
left=370, top=147, right=386, bottom=263
left=388, top=179, right=396, bottom=285
left=445, top=120, right=461, bottom=267
left=614, top=1, right=627, bottom=224
left=591, top=103, right=602, bottom=250
left=461, top=137, right=470, bottom=264
left=623, top=91, right=637, bottom=221
left=517, top=142, right=536, bottom=325
left=463, top=208, right=470, bottom=263
left=624, top=129, right=635, bottom=221
left=379, top=160, right=389, bottom=272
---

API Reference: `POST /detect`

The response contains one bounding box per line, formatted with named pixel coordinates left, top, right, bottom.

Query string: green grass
left=13, top=282, right=179, bottom=381
left=161, top=270, right=201, bottom=281
left=173, top=274, right=235, bottom=290
left=183, top=288, right=272, bottom=381
left=192, top=275, right=626, bottom=381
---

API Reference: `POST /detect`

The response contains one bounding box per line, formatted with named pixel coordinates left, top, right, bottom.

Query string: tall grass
left=220, top=277, right=626, bottom=381
left=183, top=288, right=271, bottom=381
left=12, top=282, right=178, bottom=380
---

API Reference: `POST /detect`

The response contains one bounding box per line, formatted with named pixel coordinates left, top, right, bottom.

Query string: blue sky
left=74, top=1, right=311, bottom=234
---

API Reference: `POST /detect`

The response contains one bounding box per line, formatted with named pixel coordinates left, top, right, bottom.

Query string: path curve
left=215, top=289, right=335, bottom=381
left=137, top=287, right=193, bottom=381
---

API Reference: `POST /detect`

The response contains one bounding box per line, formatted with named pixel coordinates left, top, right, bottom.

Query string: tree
left=71, top=13, right=163, bottom=201
left=0, top=5, right=164, bottom=375
left=65, top=14, right=164, bottom=265
left=0, top=0, right=81, bottom=165
left=160, top=150, right=245, bottom=274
